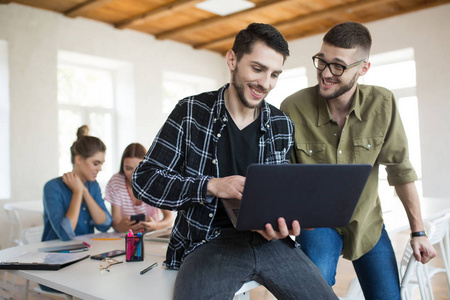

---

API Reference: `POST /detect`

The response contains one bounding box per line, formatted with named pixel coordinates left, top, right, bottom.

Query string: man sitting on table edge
left=132, top=23, right=338, bottom=300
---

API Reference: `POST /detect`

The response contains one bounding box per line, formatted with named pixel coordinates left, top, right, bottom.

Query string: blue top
left=42, top=177, right=112, bottom=241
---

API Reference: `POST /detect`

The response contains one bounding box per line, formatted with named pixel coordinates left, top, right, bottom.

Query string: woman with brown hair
left=42, top=125, right=112, bottom=241
left=105, top=143, right=173, bottom=233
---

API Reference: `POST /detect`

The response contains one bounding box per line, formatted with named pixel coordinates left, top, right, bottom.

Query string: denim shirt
left=42, top=177, right=112, bottom=241
left=133, top=84, right=295, bottom=269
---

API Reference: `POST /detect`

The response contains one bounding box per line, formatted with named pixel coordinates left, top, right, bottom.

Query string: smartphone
left=90, top=250, right=126, bottom=260
left=130, top=213, right=145, bottom=223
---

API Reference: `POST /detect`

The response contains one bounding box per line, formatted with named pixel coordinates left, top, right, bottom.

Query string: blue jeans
left=297, top=225, right=400, bottom=300
left=174, top=228, right=338, bottom=300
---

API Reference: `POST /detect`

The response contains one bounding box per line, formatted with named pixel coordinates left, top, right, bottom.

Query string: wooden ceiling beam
left=65, top=0, right=115, bottom=18
left=115, top=0, right=204, bottom=29
left=193, top=0, right=403, bottom=51
left=156, top=0, right=292, bottom=40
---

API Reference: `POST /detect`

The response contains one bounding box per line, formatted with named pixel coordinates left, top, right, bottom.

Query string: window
left=57, top=52, right=134, bottom=190
left=266, top=67, right=308, bottom=108
left=162, top=71, right=217, bottom=115
left=0, top=40, right=10, bottom=199
left=359, top=48, right=422, bottom=201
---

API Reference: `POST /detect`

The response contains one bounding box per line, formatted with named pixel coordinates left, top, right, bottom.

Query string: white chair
left=20, top=226, right=73, bottom=300
left=399, top=221, right=436, bottom=300
left=341, top=277, right=364, bottom=299
left=234, top=280, right=261, bottom=299
left=422, top=213, right=450, bottom=299
left=343, top=221, right=440, bottom=300
left=4, top=202, right=24, bottom=247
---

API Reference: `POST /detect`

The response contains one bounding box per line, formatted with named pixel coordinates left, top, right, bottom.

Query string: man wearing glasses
left=281, top=22, right=436, bottom=299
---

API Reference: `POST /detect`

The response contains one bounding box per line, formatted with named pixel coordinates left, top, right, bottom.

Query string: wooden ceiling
left=2, top=0, right=449, bottom=55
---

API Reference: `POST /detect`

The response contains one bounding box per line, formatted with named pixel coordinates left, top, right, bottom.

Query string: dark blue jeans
left=297, top=225, right=401, bottom=300
left=174, top=228, right=338, bottom=300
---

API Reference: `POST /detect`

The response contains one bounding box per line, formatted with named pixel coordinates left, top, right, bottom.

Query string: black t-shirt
left=212, top=110, right=261, bottom=228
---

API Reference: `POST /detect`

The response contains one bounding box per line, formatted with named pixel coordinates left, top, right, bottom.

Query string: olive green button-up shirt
left=280, top=84, right=418, bottom=260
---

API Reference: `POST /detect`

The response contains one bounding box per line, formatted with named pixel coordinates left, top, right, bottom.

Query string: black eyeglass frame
left=312, top=56, right=366, bottom=76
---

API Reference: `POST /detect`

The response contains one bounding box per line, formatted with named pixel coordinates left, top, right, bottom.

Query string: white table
left=4, top=200, right=43, bottom=214
left=1, top=236, right=177, bottom=300
left=1, top=234, right=258, bottom=300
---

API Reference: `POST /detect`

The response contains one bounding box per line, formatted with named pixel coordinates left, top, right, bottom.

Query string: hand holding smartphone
left=130, top=213, right=145, bottom=223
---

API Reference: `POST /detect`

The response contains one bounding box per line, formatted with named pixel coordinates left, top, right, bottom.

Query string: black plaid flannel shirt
left=132, top=84, right=294, bottom=269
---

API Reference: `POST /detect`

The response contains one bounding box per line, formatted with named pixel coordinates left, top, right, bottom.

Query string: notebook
left=221, top=164, right=372, bottom=231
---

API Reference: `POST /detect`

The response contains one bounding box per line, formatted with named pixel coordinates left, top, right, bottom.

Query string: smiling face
left=123, top=157, right=141, bottom=184
left=75, top=151, right=105, bottom=182
left=316, top=43, right=369, bottom=101
left=228, top=41, right=284, bottom=109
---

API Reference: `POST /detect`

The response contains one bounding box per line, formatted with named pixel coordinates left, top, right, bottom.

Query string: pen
left=140, top=262, right=158, bottom=275
left=83, top=241, right=91, bottom=247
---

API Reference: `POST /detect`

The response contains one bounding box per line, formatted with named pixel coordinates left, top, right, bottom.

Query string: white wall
left=284, top=4, right=450, bottom=199
left=0, top=3, right=226, bottom=248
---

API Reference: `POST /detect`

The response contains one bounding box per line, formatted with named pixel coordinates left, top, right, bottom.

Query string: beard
left=319, top=71, right=358, bottom=100
left=231, top=65, right=264, bottom=109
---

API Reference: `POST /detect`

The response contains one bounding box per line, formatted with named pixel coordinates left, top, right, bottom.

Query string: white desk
left=4, top=200, right=43, bottom=214
left=2, top=197, right=447, bottom=299
left=0, top=236, right=177, bottom=300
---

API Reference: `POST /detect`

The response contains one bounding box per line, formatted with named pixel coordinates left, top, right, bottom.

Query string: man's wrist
left=411, top=230, right=427, bottom=238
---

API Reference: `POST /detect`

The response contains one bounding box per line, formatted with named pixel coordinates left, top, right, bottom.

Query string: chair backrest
left=399, top=221, right=435, bottom=300
left=21, top=226, right=44, bottom=245
left=4, top=203, right=24, bottom=246
left=429, top=213, right=450, bottom=245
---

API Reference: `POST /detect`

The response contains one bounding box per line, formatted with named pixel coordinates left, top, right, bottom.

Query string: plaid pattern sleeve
left=132, top=84, right=294, bottom=269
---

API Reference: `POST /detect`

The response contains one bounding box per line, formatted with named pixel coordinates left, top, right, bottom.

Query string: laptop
left=221, top=164, right=372, bottom=231
left=144, top=227, right=172, bottom=243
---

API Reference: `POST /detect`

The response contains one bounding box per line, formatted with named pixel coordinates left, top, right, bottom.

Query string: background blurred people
left=105, top=143, right=174, bottom=233
left=42, top=125, right=112, bottom=242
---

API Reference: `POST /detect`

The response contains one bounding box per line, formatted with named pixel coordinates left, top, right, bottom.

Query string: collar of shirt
left=316, top=84, right=363, bottom=126
left=215, top=84, right=271, bottom=133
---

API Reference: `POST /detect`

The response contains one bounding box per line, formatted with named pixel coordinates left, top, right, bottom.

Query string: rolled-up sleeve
left=377, top=93, right=418, bottom=186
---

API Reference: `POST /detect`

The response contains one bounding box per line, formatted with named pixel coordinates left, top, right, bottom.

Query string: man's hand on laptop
left=255, top=217, right=301, bottom=241
left=207, top=176, right=245, bottom=200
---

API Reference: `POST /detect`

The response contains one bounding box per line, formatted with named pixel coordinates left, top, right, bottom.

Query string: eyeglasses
left=312, top=56, right=366, bottom=76
left=100, top=257, right=123, bottom=272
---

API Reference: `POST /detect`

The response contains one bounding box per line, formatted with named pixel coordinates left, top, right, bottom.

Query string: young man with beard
left=132, top=23, right=337, bottom=300
left=281, top=22, right=436, bottom=299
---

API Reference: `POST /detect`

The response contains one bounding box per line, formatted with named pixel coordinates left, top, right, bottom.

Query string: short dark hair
left=323, top=22, right=372, bottom=56
left=70, top=125, right=106, bottom=164
left=232, top=23, right=289, bottom=62
left=119, top=143, right=147, bottom=174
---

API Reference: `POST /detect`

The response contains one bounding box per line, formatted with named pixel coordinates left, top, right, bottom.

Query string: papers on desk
left=0, top=251, right=89, bottom=270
